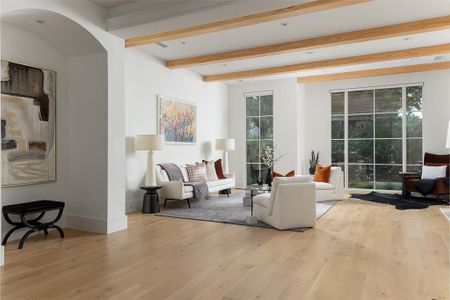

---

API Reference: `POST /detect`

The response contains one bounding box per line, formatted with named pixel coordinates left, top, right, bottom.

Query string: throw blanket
left=159, top=163, right=184, bottom=181
left=185, top=182, right=209, bottom=200
left=159, top=163, right=209, bottom=199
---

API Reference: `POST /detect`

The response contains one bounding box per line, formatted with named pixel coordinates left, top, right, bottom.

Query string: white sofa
left=253, top=176, right=316, bottom=230
left=155, top=164, right=235, bottom=207
left=313, top=166, right=344, bottom=202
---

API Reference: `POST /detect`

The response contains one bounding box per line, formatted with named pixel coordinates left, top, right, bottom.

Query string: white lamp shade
left=216, top=138, right=235, bottom=151
left=136, top=134, right=164, bottom=151
left=446, top=120, right=450, bottom=149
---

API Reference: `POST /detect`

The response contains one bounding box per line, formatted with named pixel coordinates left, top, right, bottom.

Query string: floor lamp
left=136, top=134, right=164, bottom=186
left=216, top=138, right=235, bottom=174
left=446, top=120, right=450, bottom=150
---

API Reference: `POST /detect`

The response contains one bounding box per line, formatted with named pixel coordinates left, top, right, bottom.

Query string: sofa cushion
left=253, top=193, right=271, bottom=209
left=313, top=164, right=331, bottom=182
left=183, top=185, right=194, bottom=193
left=186, top=164, right=208, bottom=182
left=314, top=182, right=335, bottom=190
left=214, top=159, right=226, bottom=179
left=272, top=170, right=295, bottom=178
left=200, top=160, right=219, bottom=181
left=206, top=178, right=234, bottom=189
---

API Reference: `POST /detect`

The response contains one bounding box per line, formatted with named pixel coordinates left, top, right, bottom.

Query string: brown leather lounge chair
left=402, top=153, right=449, bottom=201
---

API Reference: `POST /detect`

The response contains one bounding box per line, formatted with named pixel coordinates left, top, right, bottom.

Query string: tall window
left=246, top=92, right=273, bottom=185
left=331, top=85, right=423, bottom=190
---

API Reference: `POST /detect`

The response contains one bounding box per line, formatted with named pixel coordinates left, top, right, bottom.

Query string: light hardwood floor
left=1, top=198, right=449, bottom=300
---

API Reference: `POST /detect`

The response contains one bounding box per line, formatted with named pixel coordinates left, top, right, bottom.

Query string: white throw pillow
left=198, top=161, right=219, bottom=181
left=421, top=165, right=447, bottom=180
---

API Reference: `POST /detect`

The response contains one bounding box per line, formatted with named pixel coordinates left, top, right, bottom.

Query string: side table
left=140, top=186, right=162, bottom=214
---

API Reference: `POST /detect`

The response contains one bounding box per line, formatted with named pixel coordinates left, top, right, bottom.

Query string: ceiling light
left=223, top=64, right=228, bottom=67
left=433, top=55, right=444, bottom=61
left=181, top=41, right=187, bottom=45
left=306, top=51, right=314, bottom=55
left=35, top=20, right=46, bottom=24
left=403, top=37, right=411, bottom=41
left=281, top=22, right=288, bottom=26
left=155, top=42, right=168, bottom=48
left=238, top=79, right=244, bottom=82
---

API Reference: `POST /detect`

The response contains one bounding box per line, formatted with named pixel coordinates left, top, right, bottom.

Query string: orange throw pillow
left=272, top=170, right=295, bottom=178
left=313, top=165, right=331, bottom=183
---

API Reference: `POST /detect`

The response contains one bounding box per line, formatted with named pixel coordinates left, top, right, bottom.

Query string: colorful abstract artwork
left=1, top=61, right=56, bottom=187
left=158, top=96, right=196, bottom=144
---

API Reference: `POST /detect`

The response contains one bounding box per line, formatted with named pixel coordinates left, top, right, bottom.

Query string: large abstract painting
left=157, top=95, right=196, bottom=144
left=1, top=61, right=56, bottom=187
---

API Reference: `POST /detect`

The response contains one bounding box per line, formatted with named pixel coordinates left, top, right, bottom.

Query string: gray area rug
left=156, top=192, right=337, bottom=232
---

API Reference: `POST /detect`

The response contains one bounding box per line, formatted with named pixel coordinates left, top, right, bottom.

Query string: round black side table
left=140, top=185, right=162, bottom=214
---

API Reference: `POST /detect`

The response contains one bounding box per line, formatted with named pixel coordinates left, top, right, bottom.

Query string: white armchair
left=253, top=176, right=316, bottom=230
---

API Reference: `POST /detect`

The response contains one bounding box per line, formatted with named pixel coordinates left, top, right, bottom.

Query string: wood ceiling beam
left=167, top=15, right=450, bottom=68
left=203, top=43, right=450, bottom=82
left=125, top=0, right=371, bottom=47
left=297, top=61, right=450, bottom=83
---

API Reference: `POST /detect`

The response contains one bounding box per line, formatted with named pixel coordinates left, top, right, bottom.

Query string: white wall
left=228, top=78, right=299, bottom=187
left=65, top=52, right=109, bottom=232
left=1, top=1, right=128, bottom=248
left=125, top=49, right=228, bottom=212
left=1, top=23, right=69, bottom=238
left=300, top=69, right=450, bottom=173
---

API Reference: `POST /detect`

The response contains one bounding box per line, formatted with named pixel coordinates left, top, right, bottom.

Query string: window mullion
left=402, top=86, right=407, bottom=172
left=344, top=91, right=348, bottom=189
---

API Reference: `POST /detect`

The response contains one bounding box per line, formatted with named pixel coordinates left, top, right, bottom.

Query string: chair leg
left=227, top=189, right=230, bottom=197
left=164, top=199, right=167, bottom=207
left=187, top=198, right=191, bottom=208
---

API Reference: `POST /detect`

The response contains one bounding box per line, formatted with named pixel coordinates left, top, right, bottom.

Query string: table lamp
left=216, top=138, right=235, bottom=174
left=136, top=134, right=164, bottom=186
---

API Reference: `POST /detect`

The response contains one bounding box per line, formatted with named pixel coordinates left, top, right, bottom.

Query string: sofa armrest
left=159, top=181, right=184, bottom=200
left=224, top=173, right=235, bottom=180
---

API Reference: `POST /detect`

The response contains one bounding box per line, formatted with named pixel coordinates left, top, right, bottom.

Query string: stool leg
left=2, top=225, right=23, bottom=246
left=49, top=225, right=64, bottom=238
left=43, top=228, right=49, bottom=235
left=18, top=229, right=37, bottom=249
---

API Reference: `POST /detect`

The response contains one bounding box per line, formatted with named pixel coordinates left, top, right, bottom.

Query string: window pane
left=332, top=115, right=344, bottom=139
left=332, top=140, right=344, bottom=163
left=246, top=96, right=259, bottom=116
left=375, top=139, right=402, bottom=164
left=246, top=117, right=259, bottom=140
left=406, top=86, right=423, bottom=138
left=348, top=90, right=373, bottom=114
left=375, top=165, right=402, bottom=190
left=348, top=140, right=373, bottom=163
left=407, top=165, right=422, bottom=174
left=348, top=164, right=374, bottom=189
left=375, top=113, right=402, bottom=138
left=407, top=138, right=423, bottom=165
left=260, top=117, right=273, bottom=139
left=332, top=92, right=344, bottom=115
left=246, top=164, right=260, bottom=185
left=260, top=95, right=273, bottom=116
left=348, top=114, right=373, bottom=139
left=246, top=141, right=259, bottom=163
left=375, top=88, right=402, bottom=113
left=260, top=140, right=273, bottom=158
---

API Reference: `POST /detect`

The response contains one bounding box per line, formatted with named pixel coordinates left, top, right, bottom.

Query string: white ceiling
left=103, top=0, right=450, bottom=82
left=1, top=10, right=105, bottom=57
left=91, top=0, right=139, bottom=9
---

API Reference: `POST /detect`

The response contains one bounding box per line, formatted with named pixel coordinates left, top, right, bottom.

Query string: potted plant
left=260, top=145, right=286, bottom=186
left=309, top=151, right=319, bottom=175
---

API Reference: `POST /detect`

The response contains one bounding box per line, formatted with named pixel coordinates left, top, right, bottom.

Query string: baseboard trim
left=0, top=245, right=4, bottom=266
left=107, top=215, right=128, bottom=233
left=65, top=214, right=107, bottom=234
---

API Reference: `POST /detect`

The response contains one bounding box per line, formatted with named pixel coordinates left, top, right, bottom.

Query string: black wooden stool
left=2, top=200, right=65, bottom=249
